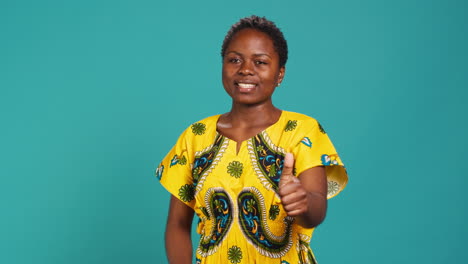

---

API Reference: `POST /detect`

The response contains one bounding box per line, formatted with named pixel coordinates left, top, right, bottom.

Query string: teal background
left=1, top=0, right=467, bottom=263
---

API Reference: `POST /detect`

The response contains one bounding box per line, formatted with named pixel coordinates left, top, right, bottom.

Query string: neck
left=225, top=101, right=281, bottom=128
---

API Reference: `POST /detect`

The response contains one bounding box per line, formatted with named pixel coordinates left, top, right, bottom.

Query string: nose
left=238, top=61, right=254, bottom=75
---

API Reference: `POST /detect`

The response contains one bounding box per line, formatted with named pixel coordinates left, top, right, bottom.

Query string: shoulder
left=186, top=114, right=220, bottom=133
left=281, top=110, right=321, bottom=130
left=176, top=114, right=221, bottom=143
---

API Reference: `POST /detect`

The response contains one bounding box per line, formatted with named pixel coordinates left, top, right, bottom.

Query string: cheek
left=221, top=67, right=233, bottom=94
left=260, top=72, right=280, bottom=84
left=222, top=65, right=237, bottom=83
left=221, top=64, right=228, bottom=77
left=222, top=64, right=236, bottom=74
left=221, top=69, right=229, bottom=85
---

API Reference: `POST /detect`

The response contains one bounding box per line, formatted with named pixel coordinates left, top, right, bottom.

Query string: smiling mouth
left=236, top=82, right=257, bottom=92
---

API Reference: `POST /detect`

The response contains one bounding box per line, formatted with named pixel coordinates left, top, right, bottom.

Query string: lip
left=235, top=81, right=257, bottom=93
left=235, top=79, right=257, bottom=85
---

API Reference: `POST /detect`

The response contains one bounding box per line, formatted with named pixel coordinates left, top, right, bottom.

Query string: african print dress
left=155, top=111, right=348, bottom=264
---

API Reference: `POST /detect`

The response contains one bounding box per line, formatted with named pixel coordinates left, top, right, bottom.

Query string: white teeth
left=238, top=83, right=256, bottom=89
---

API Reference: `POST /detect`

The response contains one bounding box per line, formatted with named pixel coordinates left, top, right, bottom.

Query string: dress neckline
left=214, top=110, right=284, bottom=146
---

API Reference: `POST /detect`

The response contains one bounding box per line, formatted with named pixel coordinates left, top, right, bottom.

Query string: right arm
left=165, top=195, right=195, bottom=264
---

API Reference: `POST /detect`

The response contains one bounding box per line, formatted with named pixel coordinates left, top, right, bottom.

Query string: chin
left=233, top=96, right=271, bottom=106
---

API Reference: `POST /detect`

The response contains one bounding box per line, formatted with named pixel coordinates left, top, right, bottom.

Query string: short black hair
left=221, top=15, right=288, bottom=68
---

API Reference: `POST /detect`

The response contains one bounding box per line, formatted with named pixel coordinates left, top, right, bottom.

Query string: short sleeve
left=155, top=127, right=196, bottom=208
left=292, top=119, right=348, bottom=199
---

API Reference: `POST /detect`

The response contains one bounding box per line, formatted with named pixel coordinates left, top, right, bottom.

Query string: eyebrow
left=225, top=51, right=272, bottom=59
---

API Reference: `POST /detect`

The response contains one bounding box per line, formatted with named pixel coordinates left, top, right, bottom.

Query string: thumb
left=279, top=153, right=296, bottom=187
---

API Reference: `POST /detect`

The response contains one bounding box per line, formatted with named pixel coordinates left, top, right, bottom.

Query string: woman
left=155, top=15, right=348, bottom=264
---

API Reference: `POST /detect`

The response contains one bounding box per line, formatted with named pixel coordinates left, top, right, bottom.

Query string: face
left=222, top=28, right=285, bottom=106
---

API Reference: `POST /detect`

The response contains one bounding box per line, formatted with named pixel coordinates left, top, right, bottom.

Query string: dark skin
left=165, top=28, right=327, bottom=264
left=165, top=195, right=194, bottom=264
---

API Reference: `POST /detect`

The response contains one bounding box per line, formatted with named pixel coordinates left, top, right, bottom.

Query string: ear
left=278, top=66, right=286, bottom=85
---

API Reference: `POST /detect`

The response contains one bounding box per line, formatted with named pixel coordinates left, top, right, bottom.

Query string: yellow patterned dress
left=155, top=111, right=348, bottom=264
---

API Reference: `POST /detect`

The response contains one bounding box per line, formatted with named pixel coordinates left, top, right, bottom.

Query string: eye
left=255, top=60, right=267, bottom=65
left=228, top=58, right=241, bottom=63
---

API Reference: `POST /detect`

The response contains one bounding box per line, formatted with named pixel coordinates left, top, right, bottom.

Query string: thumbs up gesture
left=278, top=153, right=309, bottom=217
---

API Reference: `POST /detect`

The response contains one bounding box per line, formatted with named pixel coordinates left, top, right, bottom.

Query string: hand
left=278, top=153, right=309, bottom=217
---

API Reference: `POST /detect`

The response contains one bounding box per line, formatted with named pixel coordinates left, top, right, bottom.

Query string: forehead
left=226, top=28, right=277, bottom=56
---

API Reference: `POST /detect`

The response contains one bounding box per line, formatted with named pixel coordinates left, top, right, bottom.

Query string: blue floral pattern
left=238, top=187, right=293, bottom=258
left=197, top=188, right=234, bottom=257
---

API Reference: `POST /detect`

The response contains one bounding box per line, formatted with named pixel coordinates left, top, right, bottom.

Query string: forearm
left=165, top=223, right=193, bottom=264
left=297, top=191, right=327, bottom=228
left=165, top=196, right=194, bottom=264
